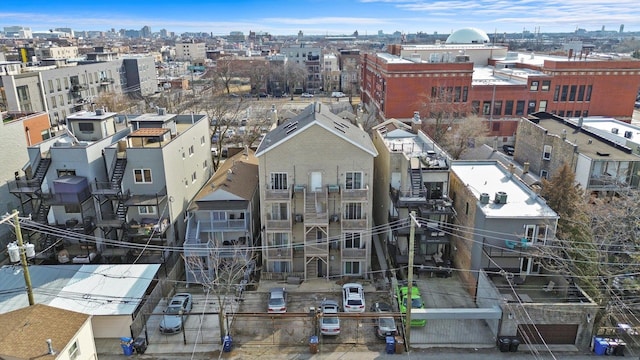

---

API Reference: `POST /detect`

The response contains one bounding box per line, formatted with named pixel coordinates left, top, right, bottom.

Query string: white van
left=331, top=92, right=346, bottom=98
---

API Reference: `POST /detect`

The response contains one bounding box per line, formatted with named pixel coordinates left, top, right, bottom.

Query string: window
left=577, top=85, right=585, bottom=101
left=536, top=225, right=547, bottom=244
left=540, top=170, right=548, bottom=179
left=271, top=261, right=291, bottom=273
left=542, top=145, right=552, bottom=160
left=482, top=101, right=491, bottom=115
left=188, top=145, right=194, bottom=156
left=200, top=136, right=205, bottom=145
left=462, top=86, right=468, bottom=102
left=558, top=110, right=565, bottom=117
left=527, top=101, right=536, bottom=114
left=345, top=172, right=363, bottom=189
left=139, top=206, right=157, bottom=215
left=523, top=225, right=536, bottom=244
left=585, top=85, right=592, bottom=101
left=530, top=81, right=539, bottom=91
left=493, top=101, right=502, bottom=116
left=515, top=100, right=525, bottom=115
left=471, top=101, right=480, bottom=114
left=48, top=79, right=54, bottom=93
left=78, top=122, right=93, bottom=132
left=58, top=169, right=76, bottom=177
left=270, top=172, right=288, bottom=190
left=134, top=169, right=152, bottom=183
left=561, top=85, right=568, bottom=101
left=50, top=96, right=57, bottom=108
left=344, top=233, right=363, bottom=249
left=191, top=171, right=197, bottom=183
left=65, top=204, right=81, bottom=213
left=270, top=203, right=289, bottom=220
left=17, top=85, right=29, bottom=101
left=569, top=85, right=577, bottom=101
left=454, top=86, right=461, bottom=102
left=553, top=85, right=560, bottom=101
left=56, top=79, right=61, bottom=91
left=501, top=100, right=513, bottom=116
left=538, top=100, right=547, bottom=112
left=541, top=80, right=551, bottom=91
left=64, top=78, right=69, bottom=89
left=68, top=340, right=80, bottom=360
left=344, top=261, right=361, bottom=275
left=566, top=111, right=573, bottom=118
left=582, top=110, right=589, bottom=117
left=345, top=203, right=363, bottom=219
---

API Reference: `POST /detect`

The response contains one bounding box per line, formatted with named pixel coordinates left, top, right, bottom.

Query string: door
left=518, top=324, right=578, bottom=344
left=520, top=257, right=532, bottom=276
left=311, top=172, right=322, bottom=192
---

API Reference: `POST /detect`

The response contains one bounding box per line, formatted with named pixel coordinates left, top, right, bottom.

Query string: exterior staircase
left=306, top=260, right=318, bottom=278
left=33, top=158, right=51, bottom=184
left=410, top=169, right=423, bottom=197
left=110, top=158, right=127, bottom=190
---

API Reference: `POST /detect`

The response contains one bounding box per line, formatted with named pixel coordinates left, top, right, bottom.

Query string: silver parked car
left=319, top=299, right=340, bottom=336
left=267, top=287, right=287, bottom=313
left=159, top=293, right=192, bottom=334
left=371, top=302, right=397, bottom=339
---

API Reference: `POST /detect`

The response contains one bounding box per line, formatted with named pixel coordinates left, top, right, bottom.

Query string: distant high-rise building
left=297, top=30, right=303, bottom=40
left=620, top=24, right=624, bottom=33
left=160, top=28, right=168, bottom=38
left=4, top=26, right=32, bottom=39
left=141, top=25, right=151, bottom=38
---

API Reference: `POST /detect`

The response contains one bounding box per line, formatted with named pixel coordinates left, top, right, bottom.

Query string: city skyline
left=1, top=0, right=639, bottom=37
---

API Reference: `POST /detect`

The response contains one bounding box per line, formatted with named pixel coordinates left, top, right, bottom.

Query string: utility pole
left=406, top=211, right=421, bottom=349
left=3, top=210, right=35, bottom=305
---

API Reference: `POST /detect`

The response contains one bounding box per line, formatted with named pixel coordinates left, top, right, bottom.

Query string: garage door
left=517, top=324, right=578, bottom=344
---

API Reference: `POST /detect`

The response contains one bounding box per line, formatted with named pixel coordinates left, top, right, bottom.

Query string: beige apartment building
left=256, top=103, right=377, bottom=280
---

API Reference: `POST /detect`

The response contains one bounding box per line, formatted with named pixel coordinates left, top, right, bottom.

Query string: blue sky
left=2, top=0, right=639, bottom=36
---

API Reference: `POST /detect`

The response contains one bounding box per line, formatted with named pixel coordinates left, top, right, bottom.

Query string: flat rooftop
left=451, top=161, right=557, bottom=219
left=534, top=117, right=640, bottom=161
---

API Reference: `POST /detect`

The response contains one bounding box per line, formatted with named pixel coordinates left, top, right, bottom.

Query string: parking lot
left=230, top=280, right=398, bottom=346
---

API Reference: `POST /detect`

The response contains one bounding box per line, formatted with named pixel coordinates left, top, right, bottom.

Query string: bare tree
left=439, top=116, right=488, bottom=159
left=93, top=91, right=140, bottom=113
left=358, top=102, right=380, bottom=135
left=184, top=246, right=256, bottom=343
left=415, top=87, right=473, bottom=144
left=207, top=57, right=237, bottom=94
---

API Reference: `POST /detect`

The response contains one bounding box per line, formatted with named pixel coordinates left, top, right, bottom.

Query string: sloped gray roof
left=256, top=103, right=377, bottom=157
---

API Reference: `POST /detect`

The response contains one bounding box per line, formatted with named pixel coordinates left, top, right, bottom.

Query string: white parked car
left=301, top=92, right=314, bottom=98
left=319, top=299, right=340, bottom=336
left=342, top=283, right=365, bottom=312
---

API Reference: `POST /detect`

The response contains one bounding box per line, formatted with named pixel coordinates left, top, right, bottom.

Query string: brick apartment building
left=361, top=28, right=640, bottom=141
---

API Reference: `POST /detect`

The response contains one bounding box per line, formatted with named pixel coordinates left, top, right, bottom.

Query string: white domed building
left=445, top=27, right=491, bottom=44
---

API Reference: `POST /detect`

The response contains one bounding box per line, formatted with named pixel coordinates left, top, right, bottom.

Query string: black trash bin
left=499, top=337, right=511, bottom=352
left=613, top=340, right=626, bottom=356
left=132, top=337, right=147, bottom=354
left=509, top=338, right=520, bottom=352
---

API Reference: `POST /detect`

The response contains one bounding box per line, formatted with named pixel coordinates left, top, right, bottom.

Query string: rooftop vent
left=494, top=191, right=508, bottom=204
left=157, top=107, right=167, bottom=116
left=479, top=193, right=490, bottom=204
left=624, top=131, right=633, bottom=139
left=95, top=108, right=104, bottom=116
left=612, top=128, right=619, bottom=134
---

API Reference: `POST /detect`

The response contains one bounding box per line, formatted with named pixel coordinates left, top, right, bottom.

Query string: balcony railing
left=341, top=217, right=368, bottom=230
left=342, top=248, right=367, bottom=259
left=341, top=186, right=368, bottom=201
left=305, top=242, right=328, bottom=256
left=266, top=247, right=293, bottom=259
left=264, top=186, right=292, bottom=201
left=265, top=218, right=292, bottom=230
left=588, top=175, right=629, bottom=190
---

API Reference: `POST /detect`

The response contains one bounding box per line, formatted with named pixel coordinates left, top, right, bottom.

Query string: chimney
left=492, top=137, right=498, bottom=152
left=508, top=163, right=515, bottom=177
left=270, top=104, right=278, bottom=124
left=411, top=111, right=422, bottom=132
left=523, top=162, right=530, bottom=174
left=561, top=129, right=567, bottom=140
left=46, top=339, right=56, bottom=355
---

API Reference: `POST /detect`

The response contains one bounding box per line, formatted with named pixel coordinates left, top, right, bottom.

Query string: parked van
left=331, top=91, right=346, bottom=98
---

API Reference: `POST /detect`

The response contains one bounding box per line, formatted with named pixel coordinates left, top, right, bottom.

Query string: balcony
left=341, top=186, right=368, bottom=201
left=305, top=242, right=328, bottom=256
left=342, top=217, right=367, bottom=230
left=265, top=218, right=292, bottom=230
left=588, top=174, right=629, bottom=190
left=264, top=186, right=292, bottom=201
left=266, top=247, right=293, bottom=259
left=342, top=248, right=366, bottom=259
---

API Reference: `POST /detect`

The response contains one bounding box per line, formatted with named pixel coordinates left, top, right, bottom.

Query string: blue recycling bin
left=593, top=337, right=608, bottom=355
left=385, top=336, right=395, bottom=354
left=120, top=337, right=134, bottom=356
left=223, top=335, right=233, bottom=352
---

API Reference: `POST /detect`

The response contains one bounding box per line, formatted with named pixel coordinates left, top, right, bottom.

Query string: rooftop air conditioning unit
left=612, top=128, right=619, bottom=134
left=494, top=191, right=508, bottom=204
left=624, top=131, right=633, bottom=139
left=295, top=214, right=303, bottom=223
left=479, top=193, right=490, bottom=204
